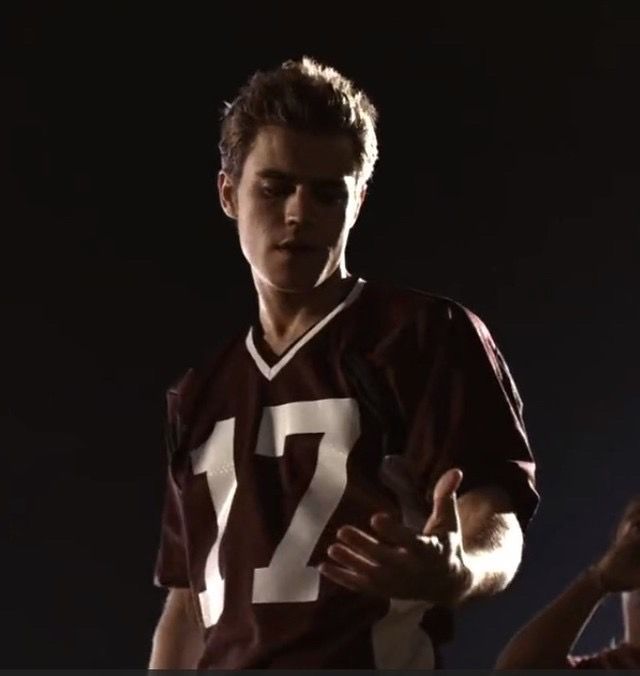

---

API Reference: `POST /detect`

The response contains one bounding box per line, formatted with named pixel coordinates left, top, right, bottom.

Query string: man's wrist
left=585, top=563, right=613, bottom=597
left=447, top=552, right=476, bottom=606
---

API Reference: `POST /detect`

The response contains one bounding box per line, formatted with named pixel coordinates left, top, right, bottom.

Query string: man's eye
left=260, top=182, right=290, bottom=198
left=314, top=189, right=348, bottom=205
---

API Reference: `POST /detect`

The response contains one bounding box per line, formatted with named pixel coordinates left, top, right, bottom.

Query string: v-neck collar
left=245, top=278, right=366, bottom=381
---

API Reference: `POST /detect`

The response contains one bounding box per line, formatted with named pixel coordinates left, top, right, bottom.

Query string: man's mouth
left=276, top=241, right=319, bottom=253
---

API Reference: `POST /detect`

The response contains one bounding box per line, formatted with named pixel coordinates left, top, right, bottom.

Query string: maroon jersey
left=154, top=279, right=538, bottom=669
left=568, top=643, right=640, bottom=669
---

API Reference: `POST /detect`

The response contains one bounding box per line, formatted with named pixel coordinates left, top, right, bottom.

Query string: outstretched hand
left=318, top=457, right=473, bottom=605
left=595, top=498, right=640, bottom=592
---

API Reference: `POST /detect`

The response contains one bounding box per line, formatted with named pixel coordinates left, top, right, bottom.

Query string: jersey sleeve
left=154, top=469, right=189, bottom=588
left=153, top=390, right=190, bottom=589
left=407, top=302, right=539, bottom=530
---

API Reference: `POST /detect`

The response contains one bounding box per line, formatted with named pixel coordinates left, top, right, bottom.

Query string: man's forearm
left=149, top=589, right=204, bottom=669
left=455, top=483, right=524, bottom=602
left=462, top=511, right=523, bottom=600
left=149, top=623, right=203, bottom=669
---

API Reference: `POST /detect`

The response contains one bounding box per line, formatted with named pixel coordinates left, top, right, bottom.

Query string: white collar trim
left=245, top=278, right=366, bottom=381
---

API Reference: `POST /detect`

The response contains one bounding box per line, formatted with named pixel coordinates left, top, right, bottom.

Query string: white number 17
left=190, top=398, right=360, bottom=628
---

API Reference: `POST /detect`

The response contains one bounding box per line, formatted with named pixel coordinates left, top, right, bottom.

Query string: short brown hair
left=219, top=56, right=378, bottom=184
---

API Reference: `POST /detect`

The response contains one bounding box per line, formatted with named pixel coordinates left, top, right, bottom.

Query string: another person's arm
left=495, top=567, right=606, bottom=669
left=496, top=497, right=640, bottom=669
left=149, top=588, right=204, bottom=669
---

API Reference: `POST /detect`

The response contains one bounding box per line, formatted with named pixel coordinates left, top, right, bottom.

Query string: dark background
left=3, top=1, right=639, bottom=668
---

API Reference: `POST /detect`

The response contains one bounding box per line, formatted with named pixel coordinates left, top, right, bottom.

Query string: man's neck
left=254, top=270, right=355, bottom=355
left=623, top=590, right=640, bottom=648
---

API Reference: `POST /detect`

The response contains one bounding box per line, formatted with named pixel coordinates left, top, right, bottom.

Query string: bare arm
left=495, top=568, right=605, bottom=669
left=496, top=497, right=640, bottom=669
left=456, top=485, right=524, bottom=602
left=149, top=588, right=204, bottom=670
left=319, top=467, right=524, bottom=607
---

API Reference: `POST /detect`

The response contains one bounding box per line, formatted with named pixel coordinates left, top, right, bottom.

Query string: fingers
left=319, top=544, right=391, bottom=597
left=432, top=467, right=464, bottom=503
left=369, top=513, right=420, bottom=548
left=334, top=523, right=409, bottom=567
left=598, top=526, right=640, bottom=591
left=327, top=542, right=380, bottom=572
left=423, top=468, right=463, bottom=536
left=329, top=515, right=444, bottom=572
left=321, top=514, right=457, bottom=601
left=318, top=562, right=370, bottom=594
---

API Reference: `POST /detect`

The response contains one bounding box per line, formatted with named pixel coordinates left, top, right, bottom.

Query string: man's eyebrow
left=312, top=178, right=348, bottom=189
left=256, top=169, right=294, bottom=180
left=256, top=169, right=347, bottom=188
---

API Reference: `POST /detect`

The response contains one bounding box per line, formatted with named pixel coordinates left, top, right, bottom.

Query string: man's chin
left=256, top=270, right=331, bottom=294
left=269, top=278, right=323, bottom=294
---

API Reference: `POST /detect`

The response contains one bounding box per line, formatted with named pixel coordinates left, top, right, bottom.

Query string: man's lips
left=275, top=241, right=321, bottom=253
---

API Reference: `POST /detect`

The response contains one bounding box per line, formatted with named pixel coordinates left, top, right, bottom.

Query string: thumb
left=423, top=468, right=463, bottom=535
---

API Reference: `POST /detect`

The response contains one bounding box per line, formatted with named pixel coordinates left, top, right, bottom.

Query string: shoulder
left=360, top=278, right=457, bottom=314
left=358, top=278, right=488, bottom=343
left=165, top=328, right=248, bottom=421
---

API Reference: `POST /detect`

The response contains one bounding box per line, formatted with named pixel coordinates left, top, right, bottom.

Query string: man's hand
left=149, top=588, right=204, bottom=669
left=594, top=498, right=640, bottom=592
left=318, top=461, right=473, bottom=606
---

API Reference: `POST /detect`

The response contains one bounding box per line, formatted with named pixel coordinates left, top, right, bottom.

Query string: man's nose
left=285, top=184, right=316, bottom=226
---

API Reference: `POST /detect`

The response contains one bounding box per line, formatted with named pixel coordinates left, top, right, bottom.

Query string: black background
left=3, top=1, right=640, bottom=668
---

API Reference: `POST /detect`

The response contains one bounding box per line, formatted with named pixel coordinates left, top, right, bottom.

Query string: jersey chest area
left=184, top=345, right=393, bottom=490
left=177, top=351, right=397, bottom=628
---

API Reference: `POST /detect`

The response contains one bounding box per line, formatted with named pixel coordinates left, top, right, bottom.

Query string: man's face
left=218, top=125, right=366, bottom=292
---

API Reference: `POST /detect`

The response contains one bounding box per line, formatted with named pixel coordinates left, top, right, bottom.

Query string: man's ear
left=348, top=182, right=368, bottom=229
left=218, top=170, right=239, bottom=219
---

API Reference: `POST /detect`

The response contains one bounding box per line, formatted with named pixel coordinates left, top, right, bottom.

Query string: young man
left=148, top=57, right=539, bottom=669
left=496, top=497, right=640, bottom=669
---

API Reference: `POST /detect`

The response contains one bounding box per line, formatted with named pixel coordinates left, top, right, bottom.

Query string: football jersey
left=154, top=278, right=538, bottom=669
